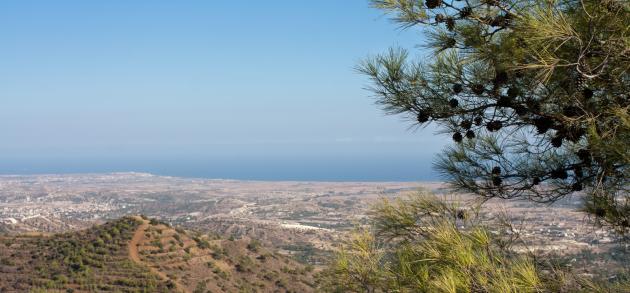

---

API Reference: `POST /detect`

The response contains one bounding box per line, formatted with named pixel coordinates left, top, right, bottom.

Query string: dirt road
left=128, top=217, right=188, bottom=293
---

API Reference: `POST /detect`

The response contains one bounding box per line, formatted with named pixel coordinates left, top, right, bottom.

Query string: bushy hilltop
left=134, top=217, right=315, bottom=293
left=0, top=217, right=166, bottom=292
left=0, top=216, right=315, bottom=293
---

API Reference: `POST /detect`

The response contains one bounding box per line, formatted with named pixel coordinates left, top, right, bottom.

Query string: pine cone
left=577, top=149, right=591, bottom=162
left=492, top=176, right=502, bottom=186
left=551, top=169, right=568, bottom=180
left=417, top=111, right=430, bottom=123
left=485, top=122, right=494, bottom=131
left=496, top=96, right=512, bottom=107
left=425, top=0, right=442, bottom=9
left=582, top=88, right=593, bottom=99
left=533, top=117, right=553, bottom=134
left=514, top=105, right=528, bottom=116
left=493, top=71, right=508, bottom=85
left=526, top=100, right=541, bottom=113
left=471, top=84, right=485, bottom=95
left=452, top=132, right=463, bottom=143
left=445, top=37, right=457, bottom=49
left=486, top=121, right=503, bottom=132
left=435, top=14, right=445, bottom=23
left=575, top=74, right=587, bottom=90
left=490, top=15, right=506, bottom=27
left=452, top=83, right=463, bottom=94
left=493, top=121, right=503, bottom=131
left=492, top=166, right=501, bottom=175
left=446, top=18, right=456, bottom=31
left=465, top=130, right=475, bottom=139
left=449, top=98, right=459, bottom=108
left=459, top=6, right=472, bottom=18
left=551, top=136, right=563, bottom=148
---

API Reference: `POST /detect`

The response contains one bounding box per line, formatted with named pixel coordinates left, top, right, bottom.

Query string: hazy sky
left=0, top=1, right=447, bottom=180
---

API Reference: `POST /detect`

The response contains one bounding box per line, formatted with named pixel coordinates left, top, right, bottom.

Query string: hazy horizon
left=0, top=152, right=441, bottom=182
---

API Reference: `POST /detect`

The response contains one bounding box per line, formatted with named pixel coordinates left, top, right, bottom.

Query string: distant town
left=0, top=173, right=625, bottom=270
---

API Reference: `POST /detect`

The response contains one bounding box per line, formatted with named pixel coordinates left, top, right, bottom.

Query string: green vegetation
left=0, top=217, right=169, bottom=292
left=280, top=242, right=332, bottom=265
left=0, top=216, right=316, bottom=292
left=246, top=239, right=261, bottom=252
left=193, top=280, right=208, bottom=293
left=319, top=192, right=630, bottom=292
left=193, top=235, right=211, bottom=249
left=363, top=0, right=629, bottom=232
left=324, top=1, right=629, bottom=290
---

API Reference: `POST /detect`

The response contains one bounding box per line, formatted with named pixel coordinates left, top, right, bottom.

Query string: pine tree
left=318, top=192, right=629, bottom=292
left=361, top=0, right=629, bottom=233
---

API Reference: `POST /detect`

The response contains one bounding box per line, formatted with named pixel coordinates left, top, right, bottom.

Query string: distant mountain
left=0, top=216, right=315, bottom=293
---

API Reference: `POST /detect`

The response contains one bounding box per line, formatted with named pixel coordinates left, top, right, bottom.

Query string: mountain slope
left=0, top=216, right=315, bottom=293
left=0, top=217, right=166, bottom=292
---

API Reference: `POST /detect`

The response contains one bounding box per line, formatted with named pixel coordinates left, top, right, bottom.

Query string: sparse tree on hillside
left=362, top=0, right=629, bottom=233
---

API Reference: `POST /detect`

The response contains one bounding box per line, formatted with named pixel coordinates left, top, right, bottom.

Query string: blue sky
left=0, top=1, right=446, bottom=180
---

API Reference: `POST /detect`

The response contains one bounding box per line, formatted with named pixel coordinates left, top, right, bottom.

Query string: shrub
left=318, top=191, right=630, bottom=292
left=193, top=281, right=207, bottom=293
left=247, top=239, right=261, bottom=252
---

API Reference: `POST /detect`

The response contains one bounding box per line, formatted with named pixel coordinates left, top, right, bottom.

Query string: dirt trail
left=128, top=217, right=189, bottom=293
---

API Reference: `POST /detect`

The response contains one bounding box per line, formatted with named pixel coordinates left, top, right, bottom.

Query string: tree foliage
left=361, top=0, right=629, bottom=232
left=318, top=192, right=629, bottom=292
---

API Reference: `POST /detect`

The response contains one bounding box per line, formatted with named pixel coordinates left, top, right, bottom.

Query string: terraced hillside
left=0, top=217, right=168, bottom=292
left=0, top=216, right=315, bottom=293
left=135, top=217, right=315, bottom=292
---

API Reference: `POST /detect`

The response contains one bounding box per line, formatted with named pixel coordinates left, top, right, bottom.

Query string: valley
left=0, top=173, right=627, bottom=284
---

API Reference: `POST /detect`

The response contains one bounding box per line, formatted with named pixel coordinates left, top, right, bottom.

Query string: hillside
left=0, top=216, right=315, bottom=293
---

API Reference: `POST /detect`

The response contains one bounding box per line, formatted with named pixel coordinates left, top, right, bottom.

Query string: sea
left=0, top=155, right=440, bottom=182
